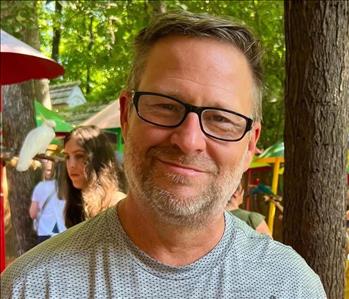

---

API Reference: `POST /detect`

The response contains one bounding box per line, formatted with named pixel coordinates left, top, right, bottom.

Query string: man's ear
left=243, top=122, right=261, bottom=171
left=119, top=91, right=131, bottom=141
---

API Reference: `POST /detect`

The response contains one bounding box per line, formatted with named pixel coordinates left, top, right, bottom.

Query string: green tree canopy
left=37, top=0, right=284, bottom=148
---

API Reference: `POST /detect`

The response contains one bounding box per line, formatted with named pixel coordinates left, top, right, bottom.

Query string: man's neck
left=117, top=195, right=225, bottom=267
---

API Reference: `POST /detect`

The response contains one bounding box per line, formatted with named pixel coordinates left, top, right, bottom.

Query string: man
left=226, top=183, right=272, bottom=237
left=1, top=11, right=326, bottom=298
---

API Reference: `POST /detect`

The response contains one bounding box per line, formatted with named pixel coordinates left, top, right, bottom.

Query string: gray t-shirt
left=1, top=207, right=326, bottom=298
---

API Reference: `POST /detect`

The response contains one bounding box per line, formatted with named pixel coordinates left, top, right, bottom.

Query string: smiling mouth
left=158, top=158, right=206, bottom=173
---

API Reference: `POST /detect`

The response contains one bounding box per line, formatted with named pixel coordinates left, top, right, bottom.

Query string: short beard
left=124, top=141, right=247, bottom=228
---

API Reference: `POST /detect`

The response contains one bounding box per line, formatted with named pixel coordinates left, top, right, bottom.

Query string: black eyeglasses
left=132, top=91, right=253, bottom=142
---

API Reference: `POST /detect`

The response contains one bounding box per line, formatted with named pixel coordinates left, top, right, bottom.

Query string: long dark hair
left=62, top=126, right=123, bottom=228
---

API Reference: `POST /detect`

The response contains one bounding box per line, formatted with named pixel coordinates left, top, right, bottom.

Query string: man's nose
left=170, top=112, right=206, bottom=154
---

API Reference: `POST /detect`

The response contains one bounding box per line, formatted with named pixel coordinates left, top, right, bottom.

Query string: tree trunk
left=51, top=0, right=62, bottom=62
left=284, top=2, right=349, bottom=299
left=34, top=79, right=51, bottom=109
left=148, top=0, right=167, bottom=14
left=1, top=0, right=50, bottom=256
left=26, top=1, right=52, bottom=109
left=86, top=16, right=94, bottom=95
left=2, top=83, right=39, bottom=255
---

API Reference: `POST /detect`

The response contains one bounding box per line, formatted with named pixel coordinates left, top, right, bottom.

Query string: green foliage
left=45, top=1, right=150, bottom=102
left=161, top=0, right=285, bottom=148
left=1, top=1, right=35, bottom=36
left=34, top=0, right=284, bottom=148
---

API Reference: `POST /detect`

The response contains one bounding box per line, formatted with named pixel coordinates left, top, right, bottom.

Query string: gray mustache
left=148, top=146, right=218, bottom=174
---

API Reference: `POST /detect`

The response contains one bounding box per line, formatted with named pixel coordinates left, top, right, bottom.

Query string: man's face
left=120, top=36, right=260, bottom=226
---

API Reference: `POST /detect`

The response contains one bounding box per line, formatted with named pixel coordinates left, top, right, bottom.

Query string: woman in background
left=29, top=160, right=66, bottom=243
left=61, top=125, right=126, bottom=228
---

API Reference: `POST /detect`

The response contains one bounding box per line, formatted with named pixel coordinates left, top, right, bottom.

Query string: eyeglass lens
left=135, top=92, right=250, bottom=141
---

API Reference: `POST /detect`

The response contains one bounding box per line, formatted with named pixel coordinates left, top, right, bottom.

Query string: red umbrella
left=0, top=29, right=64, bottom=85
left=0, top=29, right=64, bottom=272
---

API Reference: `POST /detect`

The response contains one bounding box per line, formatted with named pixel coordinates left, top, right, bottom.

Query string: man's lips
left=148, top=146, right=218, bottom=174
left=157, top=158, right=207, bottom=174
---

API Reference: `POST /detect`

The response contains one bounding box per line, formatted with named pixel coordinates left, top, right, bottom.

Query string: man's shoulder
left=225, top=213, right=326, bottom=297
left=229, top=208, right=249, bottom=218
left=1, top=207, right=118, bottom=295
left=229, top=209, right=264, bottom=228
left=230, top=214, right=312, bottom=270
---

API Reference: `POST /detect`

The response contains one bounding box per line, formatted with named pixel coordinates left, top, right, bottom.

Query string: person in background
left=226, top=183, right=272, bottom=237
left=61, top=125, right=126, bottom=228
left=29, top=160, right=66, bottom=244
left=1, top=11, right=326, bottom=298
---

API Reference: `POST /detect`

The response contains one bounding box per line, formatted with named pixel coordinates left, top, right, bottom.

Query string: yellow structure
left=251, top=141, right=284, bottom=235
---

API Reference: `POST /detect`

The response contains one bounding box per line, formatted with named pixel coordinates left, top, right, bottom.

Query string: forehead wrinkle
left=153, top=76, right=247, bottom=112
left=163, top=76, right=235, bottom=94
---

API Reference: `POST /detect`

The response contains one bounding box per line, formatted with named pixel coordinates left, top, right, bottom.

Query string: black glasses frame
left=132, top=91, right=253, bottom=142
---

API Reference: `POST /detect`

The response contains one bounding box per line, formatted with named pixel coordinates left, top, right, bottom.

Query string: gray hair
left=126, top=11, right=263, bottom=122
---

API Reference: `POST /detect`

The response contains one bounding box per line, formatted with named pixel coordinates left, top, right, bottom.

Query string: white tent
left=81, top=100, right=120, bottom=129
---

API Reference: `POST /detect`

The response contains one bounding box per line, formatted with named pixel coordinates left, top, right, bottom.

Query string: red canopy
left=0, top=30, right=64, bottom=85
